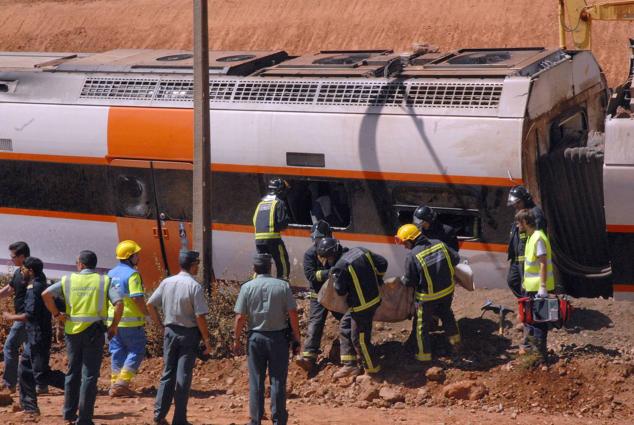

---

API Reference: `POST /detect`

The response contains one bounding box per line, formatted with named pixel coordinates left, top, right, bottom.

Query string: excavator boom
left=560, top=0, right=634, bottom=49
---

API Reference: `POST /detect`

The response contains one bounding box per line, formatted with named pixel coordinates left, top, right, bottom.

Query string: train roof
left=0, top=47, right=566, bottom=78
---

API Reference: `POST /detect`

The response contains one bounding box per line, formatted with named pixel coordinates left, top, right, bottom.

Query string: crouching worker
left=517, top=209, right=555, bottom=362
left=1, top=257, right=65, bottom=417
left=396, top=224, right=461, bottom=369
left=318, top=238, right=387, bottom=379
left=234, top=253, right=301, bottom=425
left=108, top=240, right=150, bottom=397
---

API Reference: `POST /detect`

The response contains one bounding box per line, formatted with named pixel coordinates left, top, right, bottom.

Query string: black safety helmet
left=507, top=185, right=532, bottom=206
left=268, top=178, right=289, bottom=195
left=316, top=237, right=342, bottom=258
left=311, top=220, right=332, bottom=241
left=413, top=205, right=437, bottom=226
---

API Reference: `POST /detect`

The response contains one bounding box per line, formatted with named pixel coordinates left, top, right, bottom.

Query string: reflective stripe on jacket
left=61, top=272, right=110, bottom=335
left=522, top=230, right=555, bottom=292
left=253, top=197, right=281, bottom=240
left=107, top=263, right=145, bottom=327
left=412, top=242, right=456, bottom=302
left=333, top=247, right=386, bottom=313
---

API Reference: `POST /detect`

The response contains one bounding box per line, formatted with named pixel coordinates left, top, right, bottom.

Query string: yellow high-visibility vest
left=523, top=230, right=555, bottom=292
left=61, top=272, right=110, bottom=335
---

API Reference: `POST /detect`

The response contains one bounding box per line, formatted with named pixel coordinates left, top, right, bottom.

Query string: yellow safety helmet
left=115, top=240, right=142, bottom=260
left=395, top=224, right=421, bottom=244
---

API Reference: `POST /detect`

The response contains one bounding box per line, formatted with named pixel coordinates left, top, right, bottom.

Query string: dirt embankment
left=1, top=288, right=634, bottom=424
left=0, top=0, right=632, bottom=85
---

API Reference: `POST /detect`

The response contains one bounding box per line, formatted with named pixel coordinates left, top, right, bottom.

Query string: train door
left=110, top=160, right=192, bottom=289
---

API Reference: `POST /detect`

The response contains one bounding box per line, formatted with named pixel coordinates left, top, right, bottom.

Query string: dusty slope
left=0, top=0, right=632, bottom=85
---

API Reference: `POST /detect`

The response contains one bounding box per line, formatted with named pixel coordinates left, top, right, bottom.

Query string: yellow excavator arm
left=559, top=0, right=634, bottom=49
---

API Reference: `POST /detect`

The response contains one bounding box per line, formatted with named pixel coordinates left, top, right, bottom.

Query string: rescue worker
left=107, top=240, right=150, bottom=397
left=2, top=257, right=64, bottom=417
left=318, top=238, right=387, bottom=378
left=296, top=220, right=344, bottom=373
left=396, top=224, right=461, bottom=367
left=506, top=185, right=546, bottom=298
left=516, top=209, right=554, bottom=361
left=147, top=250, right=212, bottom=425
left=42, top=250, right=124, bottom=425
left=413, top=206, right=460, bottom=252
left=253, top=178, right=291, bottom=280
left=233, top=253, right=301, bottom=425
left=0, top=241, right=31, bottom=392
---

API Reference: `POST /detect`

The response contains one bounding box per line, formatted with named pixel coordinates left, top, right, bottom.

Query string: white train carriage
left=0, top=47, right=608, bottom=293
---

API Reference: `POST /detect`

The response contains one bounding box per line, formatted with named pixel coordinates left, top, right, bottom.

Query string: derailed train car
left=0, top=47, right=621, bottom=297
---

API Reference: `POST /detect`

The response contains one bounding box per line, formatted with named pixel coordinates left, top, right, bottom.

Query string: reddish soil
left=0, top=0, right=632, bottom=85
left=1, top=288, right=633, bottom=424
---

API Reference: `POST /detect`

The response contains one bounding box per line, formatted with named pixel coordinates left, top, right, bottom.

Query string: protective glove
left=536, top=287, right=549, bottom=298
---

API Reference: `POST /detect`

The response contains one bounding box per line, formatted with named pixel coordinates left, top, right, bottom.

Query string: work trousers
left=109, top=326, right=147, bottom=385
left=18, top=336, right=65, bottom=413
left=63, top=322, right=105, bottom=425
left=507, top=261, right=525, bottom=298
left=256, top=239, right=290, bottom=280
left=247, top=330, right=289, bottom=425
left=524, top=322, right=549, bottom=358
left=412, top=295, right=460, bottom=362
left=302, top=299, right=343, bottom=359
left=339, top=309, right=380, bottom=373
left=155, top=325, right=200, bottom=425
left=3, top=320, right=26, bottom=388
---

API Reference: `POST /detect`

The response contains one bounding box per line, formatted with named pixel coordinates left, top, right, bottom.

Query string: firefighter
left=506, top=185, right=546, bottom=298
left=317, top=238, right=387, bottom=379
left=253, top=178, right=291, bottom=280
left=516, top=209, right=554, bottom=361
left=42, top=250, right=124, bottom=425
left=413, top=205, right=459, bottom=252
left=396, top=224, right=461, bottom=368
left=296, top=221, right=344, bottom=373
left=107, top=240, right=150, bottom=397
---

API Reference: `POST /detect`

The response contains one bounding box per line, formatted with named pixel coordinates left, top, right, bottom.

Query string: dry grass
left=145, top=281, right=240, bottom=359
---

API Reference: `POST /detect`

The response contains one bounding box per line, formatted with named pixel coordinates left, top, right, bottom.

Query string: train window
left=282, top=179, right=350, bottom=228
left=0, top=161, right=112, bottom=216
left=392, top=185, right=480, bottom=210
left=112, top=169, right=154, bottom=219
left=393, top=204, right=481, bottom=240
left=153, top=168, right=192, bottom=221
left=212, top=172, right=262, bottom=225
left=549, top=110, right=587, bottom=152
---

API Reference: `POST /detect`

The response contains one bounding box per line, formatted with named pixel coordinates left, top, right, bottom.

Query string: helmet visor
left=507, top=194, right=521, bottom=206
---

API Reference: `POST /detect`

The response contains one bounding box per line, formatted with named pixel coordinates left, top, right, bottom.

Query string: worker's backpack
left=517, top=295, right=573, bottom=329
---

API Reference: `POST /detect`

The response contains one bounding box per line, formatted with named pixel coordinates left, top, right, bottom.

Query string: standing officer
left=147, top=250, right=212, bottom=425
left=396, top=224, right=461, bottom=368
left=517, top=209, right=554, bottom=361
left=253, top=178, right=291, bottom=280
left=107, top=240, right=150, bottom=397
left=42, top=250, right=124, bottom=425
left=317, top=238, right=387, bottom=379
left=234, top=253, right=301, bottom=425
left=0, top=242, right=31, bottom=392
left=413, top=206, right=459, bottom=252
left=506, top=185, right=546, bottom=298
left=296, top=221, right=344, bottom=373
left=3, top=257, right=64, bottom=417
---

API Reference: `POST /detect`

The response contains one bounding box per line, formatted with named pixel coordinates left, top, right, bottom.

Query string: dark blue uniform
left=18, top=275, right=64, bottom=413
